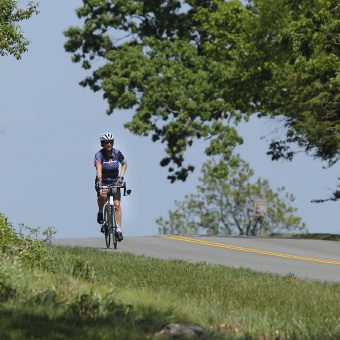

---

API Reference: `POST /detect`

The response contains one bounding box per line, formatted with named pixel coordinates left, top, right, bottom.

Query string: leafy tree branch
left=64, top=0, right=340, bottom=197
left=64, top=0, right=249, bottom=182
left=0, top=0, right=39, bottom=59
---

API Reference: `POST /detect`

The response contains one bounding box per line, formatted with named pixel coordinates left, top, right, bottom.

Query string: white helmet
left=100, top=132, right=114, bottom=144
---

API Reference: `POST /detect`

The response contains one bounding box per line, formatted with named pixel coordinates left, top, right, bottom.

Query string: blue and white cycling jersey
left=94, top=148, right=126, bottom=185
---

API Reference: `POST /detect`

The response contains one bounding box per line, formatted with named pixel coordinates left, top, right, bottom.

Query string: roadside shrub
left=0, top=214, right=95, bottom=282
left=0, top=213, right=55, bottom=269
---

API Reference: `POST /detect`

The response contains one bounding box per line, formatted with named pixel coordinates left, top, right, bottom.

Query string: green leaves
left=0, top=0, right=39, bottom=59
left=245, top=0, right=340, bottom=168
left=157, top=156, right=307, bottom=236
left=64, top=0, right=248, bottom=182
left=197, top=0, right=340, bottom=198
left=64, top=0, right=340, bottom=190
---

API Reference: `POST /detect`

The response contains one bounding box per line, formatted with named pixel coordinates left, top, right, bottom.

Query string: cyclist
left=94, top=132, right=127, bottom=241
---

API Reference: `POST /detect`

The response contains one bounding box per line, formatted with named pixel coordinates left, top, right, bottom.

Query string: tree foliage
left=64, top=0, right=250, bottom=182
left=204, top=0, right=340, bottom=169
left=157, top=156, right=307, bottom=236
left=267, top=0, right=340, bottom=166
left=0, top=0, right=39, bottom=59
left=64, top=0, right=340, bottom=193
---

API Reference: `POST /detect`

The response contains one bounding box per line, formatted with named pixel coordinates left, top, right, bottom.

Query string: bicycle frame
left=101, top=182, right=131, bottom=249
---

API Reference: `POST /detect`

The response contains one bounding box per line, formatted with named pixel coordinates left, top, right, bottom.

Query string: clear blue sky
left=1, top=0, right=339, bottom=238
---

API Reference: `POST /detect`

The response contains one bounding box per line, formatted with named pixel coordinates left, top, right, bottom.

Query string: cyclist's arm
left=95, top=163, right=102, bottom=179
left=120, top=161, right=127, bottom=177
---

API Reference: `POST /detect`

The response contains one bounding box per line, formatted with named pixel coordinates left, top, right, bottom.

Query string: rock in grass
left=155, top=322, right=211, bottom=339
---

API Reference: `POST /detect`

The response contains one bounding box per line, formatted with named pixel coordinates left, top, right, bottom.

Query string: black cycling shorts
left=98, top=186, right=121, bottom=201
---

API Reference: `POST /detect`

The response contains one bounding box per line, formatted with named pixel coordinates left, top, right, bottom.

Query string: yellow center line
left=159, top=235, right=340, bottom=265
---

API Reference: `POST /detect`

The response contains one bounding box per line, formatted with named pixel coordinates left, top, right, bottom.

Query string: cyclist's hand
left=95, top=178, right=102, bottom=192
left=116, top=176, right=124, bottom=186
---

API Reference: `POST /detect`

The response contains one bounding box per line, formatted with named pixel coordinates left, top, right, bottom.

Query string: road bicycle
left=101, top=182, right=131, bottom=249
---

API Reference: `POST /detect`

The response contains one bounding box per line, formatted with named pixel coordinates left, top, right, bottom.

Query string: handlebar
left=101, top=182, right=132, bottom=196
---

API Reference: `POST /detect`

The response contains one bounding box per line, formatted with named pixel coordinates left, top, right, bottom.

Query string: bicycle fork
left=107, top=195, right=117, bottom=232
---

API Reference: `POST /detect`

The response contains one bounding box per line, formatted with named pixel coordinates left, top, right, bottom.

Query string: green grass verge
left=1, top=214, right=340, bottom=339
left=269, top=233, right=340, bottom=241
left=1, top=244, right=340, bottom=339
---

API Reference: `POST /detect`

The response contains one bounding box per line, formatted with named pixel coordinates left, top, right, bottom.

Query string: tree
left=0, top=0, right=39, bottom=59
left=63, top=0, right=251, bottom=182
left=156, top=156, right=307, bottom=236
left=199, top=0, right=340, bottom=198
left=259, top=0, right=340, bottom=168
left=64, top=0, right=340, bottom=194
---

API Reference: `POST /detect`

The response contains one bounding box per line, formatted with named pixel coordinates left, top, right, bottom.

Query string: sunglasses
left=103, top=141, right=113, bottom=144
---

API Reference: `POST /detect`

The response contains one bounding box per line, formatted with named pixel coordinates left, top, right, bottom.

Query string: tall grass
left=48, top=246, right=340, bottom=339
left=1, top=213, right=340, bottom=339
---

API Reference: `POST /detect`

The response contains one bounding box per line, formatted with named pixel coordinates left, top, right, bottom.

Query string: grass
left=1, top=214, right=340, bottom=339
left=52, top=246, right=340, bottom=338
left=269, top=233, right=340, bottom=242
left=1, top=244, right=340, bottom=339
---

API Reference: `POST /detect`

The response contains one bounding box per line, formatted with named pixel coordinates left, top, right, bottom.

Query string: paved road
left=52, top=235, right=340, bottom=283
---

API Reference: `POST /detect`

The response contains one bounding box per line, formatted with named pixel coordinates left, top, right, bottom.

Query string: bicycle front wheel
left=105, top=224, right=111, bottom=248
left=111, top=206, right=118, bottom=249
left=104, top=204, right=112, bottom=249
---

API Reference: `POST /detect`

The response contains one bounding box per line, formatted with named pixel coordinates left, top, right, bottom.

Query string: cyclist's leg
left=114, top=200, right=123, bottom=241
left=97, top=191, right=107, bottom=223
left=111, top=188, right=122, bottom=226
left=114, top=200, right=122, bottom=228
left=112, top=188, right=123, bottom=240
left=98, top=194, right=106, bottom=211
